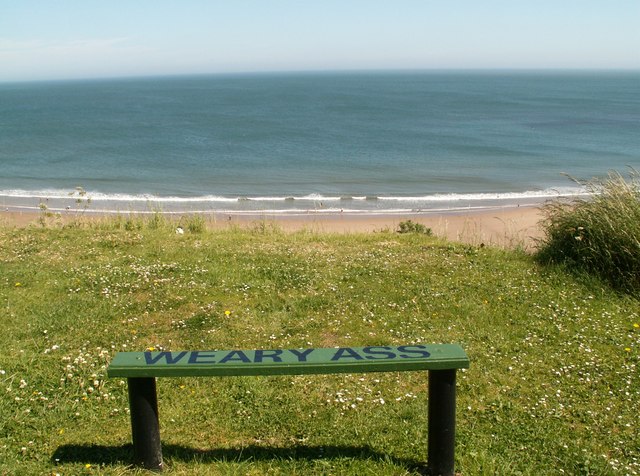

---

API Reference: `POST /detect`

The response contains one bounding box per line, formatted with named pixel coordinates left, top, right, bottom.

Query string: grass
left=537, top=170, right=640, bottom=296
left=0, top=219, right=638, bottom=475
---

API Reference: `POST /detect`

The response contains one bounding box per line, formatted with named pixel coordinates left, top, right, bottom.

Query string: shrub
left=397, top=220, right=432, bottom=235
left=536, top=170, right=640, bottom=295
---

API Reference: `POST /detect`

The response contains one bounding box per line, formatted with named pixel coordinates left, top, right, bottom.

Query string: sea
left=1, top=70, right=639, bottom=215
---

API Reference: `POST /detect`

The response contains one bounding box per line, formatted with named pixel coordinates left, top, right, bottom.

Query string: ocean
left=1, top=71, right=638, bottom=215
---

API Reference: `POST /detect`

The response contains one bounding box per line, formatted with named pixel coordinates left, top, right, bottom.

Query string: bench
left=107, top=344, right=469, bottom=475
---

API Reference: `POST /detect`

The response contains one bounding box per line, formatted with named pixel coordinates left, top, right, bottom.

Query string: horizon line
left=2, top=66, right=640, bottom=85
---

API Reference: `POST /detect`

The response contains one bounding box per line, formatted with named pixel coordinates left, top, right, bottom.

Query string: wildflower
left=85, top=463, right=91, bottom=469
left=634, top=323, right=639, bottom=329
left=624, top=347, right=631, bottom=352
left=15, top=282, right=22, bottom=287
left=224, top=310, right=231, bottom=316
left=175, top=227, right=184, bottom=235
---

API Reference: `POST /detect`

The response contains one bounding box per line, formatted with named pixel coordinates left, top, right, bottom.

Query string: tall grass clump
left=180, top=214, right=206, bottom=234
left=537, top=170, right=640, bottom=295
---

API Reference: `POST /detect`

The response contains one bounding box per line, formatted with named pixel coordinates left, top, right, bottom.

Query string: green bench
left=107, top=344, right=469, bottom=475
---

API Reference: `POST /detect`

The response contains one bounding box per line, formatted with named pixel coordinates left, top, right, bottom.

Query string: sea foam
left=0, top=186, right=587, bottom=215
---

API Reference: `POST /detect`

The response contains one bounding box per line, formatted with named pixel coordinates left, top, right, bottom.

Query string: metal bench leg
left=128, top=377, right=163, bottom=471
left=427, top=369, right=457, bottom=476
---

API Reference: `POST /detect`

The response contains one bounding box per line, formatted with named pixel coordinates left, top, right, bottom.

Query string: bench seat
left=107, top=344, right=469, bottom=378
left=107, top=344, right=469, bottom=475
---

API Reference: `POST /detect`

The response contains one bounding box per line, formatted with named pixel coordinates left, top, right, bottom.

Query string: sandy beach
left=0, top=205, right=545, bottom=249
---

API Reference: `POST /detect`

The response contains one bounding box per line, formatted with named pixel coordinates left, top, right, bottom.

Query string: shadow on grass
left=52, top=443, right=426, bottom=472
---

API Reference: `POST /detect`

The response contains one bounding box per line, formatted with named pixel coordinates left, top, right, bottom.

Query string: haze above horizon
left=1, top=0, right=639, bottom=83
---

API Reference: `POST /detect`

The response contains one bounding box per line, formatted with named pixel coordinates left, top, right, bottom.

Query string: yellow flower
left=624, top=347, right=631, bottom=352
left=634, top=323, right=639, bottom=329
left=224, top=310, right=231, bottom=316
left=15, top=282, right=22, bottom=287
left=85, top=463, right=91, bottom=469
left=147, top=346, right=156, bottom=351
left=59, top=428, right=64, bottom=435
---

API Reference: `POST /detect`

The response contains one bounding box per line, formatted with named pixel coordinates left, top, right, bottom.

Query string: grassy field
left=0, top=219, right=638, bottom=475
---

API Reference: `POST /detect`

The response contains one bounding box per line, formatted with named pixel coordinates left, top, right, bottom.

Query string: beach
left=2, top=71, right=634, bottom=254
left=0, top=205, right=544, bottom=249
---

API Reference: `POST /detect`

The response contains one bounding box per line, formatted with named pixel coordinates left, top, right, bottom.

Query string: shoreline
left=0, top=205, right=545, bottom=249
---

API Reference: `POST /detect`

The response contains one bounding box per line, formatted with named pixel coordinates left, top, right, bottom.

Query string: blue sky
left=1, top=0, right=638, bottom=82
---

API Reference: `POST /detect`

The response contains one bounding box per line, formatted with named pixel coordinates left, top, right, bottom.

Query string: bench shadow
left=52, top=443, right=427, bottom=473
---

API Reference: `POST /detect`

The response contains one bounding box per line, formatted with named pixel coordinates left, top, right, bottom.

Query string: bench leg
left=427, top=369, right=457, bottom=476
left=128, top=377, right=163, bottom=471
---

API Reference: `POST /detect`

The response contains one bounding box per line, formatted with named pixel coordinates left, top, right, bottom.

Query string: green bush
left=397, top=220, right=432, bottom=235
left=537, top=170, right=640, bottom=294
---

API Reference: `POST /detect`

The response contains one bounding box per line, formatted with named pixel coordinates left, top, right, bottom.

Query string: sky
left=1, top=0, right=639, bottom=82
